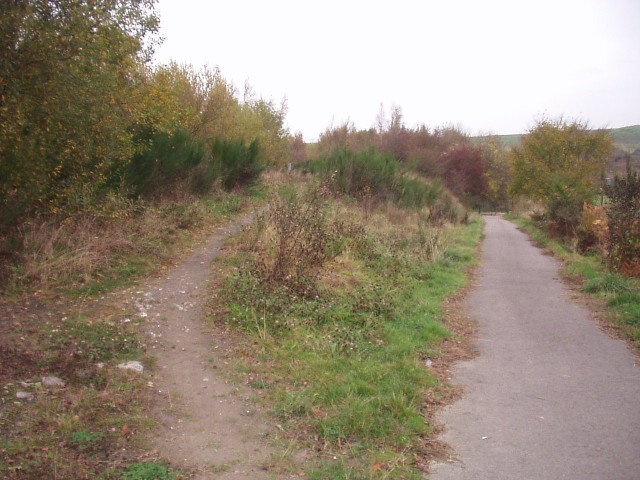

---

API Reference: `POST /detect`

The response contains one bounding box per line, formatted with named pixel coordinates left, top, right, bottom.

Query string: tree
left=441, top=145, right=487, bottom=202
left=509, top=118, right=613, bottom=234
left=478, top=136, right=511, bottom=209
left=288, top=132, right=307, bottom=166
left=0, top=0, right=159, bottom=225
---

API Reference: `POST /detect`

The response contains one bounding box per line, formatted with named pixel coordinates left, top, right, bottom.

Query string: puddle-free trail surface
left=430, top=215, right=640, bottom=480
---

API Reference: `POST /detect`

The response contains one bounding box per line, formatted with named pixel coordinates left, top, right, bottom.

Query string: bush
left=254, top=190, right=339, bottom=294
left=211, top=138, right=262, bottom=191
left=307, top=148, right=398, bottom=199
left=307, top=148, right=461, bottom=218
left=126, top=129, right=207, bottom=196
left=576, top=203, right=608, bottom=254
left=606, top=172, right=640, bottom=275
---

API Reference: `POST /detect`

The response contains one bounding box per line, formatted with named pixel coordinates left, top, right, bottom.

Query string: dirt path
left=133, top=212, right=275, bottom=479
left=429, top=215, right=640, bottom=480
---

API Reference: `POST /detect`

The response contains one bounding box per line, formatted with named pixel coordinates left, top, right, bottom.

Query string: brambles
left=248, top=189, right=344, bottom=296
left=605, top=172, right=640, bottom=275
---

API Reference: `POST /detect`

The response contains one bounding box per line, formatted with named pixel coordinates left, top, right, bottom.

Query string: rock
left=117, top=360, right=144, bottom=373
left=16, top=391, right=33, bottom=400
left=42, top=376, right=65, bottom=387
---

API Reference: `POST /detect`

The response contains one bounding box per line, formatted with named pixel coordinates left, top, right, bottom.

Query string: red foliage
left=440, top=145, right=488, bottom=200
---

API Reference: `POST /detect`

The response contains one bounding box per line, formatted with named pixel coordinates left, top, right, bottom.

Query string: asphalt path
left=430, top=215, right=640, bottom=480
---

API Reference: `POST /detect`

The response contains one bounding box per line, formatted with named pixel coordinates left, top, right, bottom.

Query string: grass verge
left=507, top=214, right=640, bottom=348
left=215, top=187, right=482, bottom=478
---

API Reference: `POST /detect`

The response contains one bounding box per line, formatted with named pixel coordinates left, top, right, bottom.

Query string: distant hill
left=474, top=125, right=640, bottom=153
left=609, top=125, right=640, bottom=153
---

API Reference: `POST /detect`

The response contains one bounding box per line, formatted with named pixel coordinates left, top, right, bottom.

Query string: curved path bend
left=430, top=215, right=640, bottom=480
left=136, top=212, right=274, bottom=480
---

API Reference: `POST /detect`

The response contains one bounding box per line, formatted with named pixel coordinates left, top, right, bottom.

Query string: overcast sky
left=154, top=0, right=640, bottom=141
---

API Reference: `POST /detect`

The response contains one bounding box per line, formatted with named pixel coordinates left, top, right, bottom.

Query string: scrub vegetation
left=3, top=1, right=637, bottom=479
left=0, top=0, right=288, bottom=294
left=216, top=170, right=481, bottom=478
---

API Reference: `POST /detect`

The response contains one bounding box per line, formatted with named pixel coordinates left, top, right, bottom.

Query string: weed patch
left=216, top=192, right=481, bottom=477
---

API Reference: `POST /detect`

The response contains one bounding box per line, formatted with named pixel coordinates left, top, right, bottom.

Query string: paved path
left=430, top=215, right=640, bottom=480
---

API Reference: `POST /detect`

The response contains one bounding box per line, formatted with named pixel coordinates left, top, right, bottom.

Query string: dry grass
left=1, top=190, right=257, bottom=294
left=15, top=216, right=137, bottom=288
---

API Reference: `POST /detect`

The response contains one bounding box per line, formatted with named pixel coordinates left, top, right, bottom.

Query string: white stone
left=16, top=391, right=33, bottom=400
left=42, top=376, right=65, bottom=387
left=117, top=360, right=144, bottom=373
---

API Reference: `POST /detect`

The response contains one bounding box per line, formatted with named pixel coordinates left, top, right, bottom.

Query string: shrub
left=307, top=148, right=461, bottom=218
left=211, top=138, right=262, bottom=191
left=606, top=172, right=640, bottom=275
left=126, top=130, right=207, bottom=196
left=307, top=148, right=398, bottom=200
left=576, top=203, right=608, bottom=254
left=254, top=190, right=338, bottom=294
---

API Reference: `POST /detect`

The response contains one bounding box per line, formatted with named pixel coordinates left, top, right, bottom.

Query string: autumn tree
left=509, top=118, right=613, bottom=234
left=440, top=145, right=487, bottom=203
left=0, top=0, right=159, bottom=225
left=288, top=132, right=307, bottom=166
left=478, top=136, right=511, bottom=209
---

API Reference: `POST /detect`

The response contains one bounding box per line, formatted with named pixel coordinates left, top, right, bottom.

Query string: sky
left=153, top=0, right=640, bottom=141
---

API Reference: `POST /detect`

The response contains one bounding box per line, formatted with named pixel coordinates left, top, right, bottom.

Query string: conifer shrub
left=126, top=130, right=206, bottom=196
left=307, top=148, right=398, bottom=199
left=211, top=138, right=263, bottom=191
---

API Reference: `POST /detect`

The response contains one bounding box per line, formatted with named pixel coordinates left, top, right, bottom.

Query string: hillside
left=609, top=125, right=640, bottom=152
left=475, top=125, right=640, bottom=152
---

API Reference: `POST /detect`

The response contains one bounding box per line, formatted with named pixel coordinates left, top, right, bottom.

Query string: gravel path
left=136, top=212, right=275, bottom=479
left=430, top=215, right=640, bottom=480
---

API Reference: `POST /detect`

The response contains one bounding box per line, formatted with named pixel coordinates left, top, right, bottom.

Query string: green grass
left=219, top=197, right=482, bottom=478
left=118, top=462, right=177, bottom=480
left=506, top=214, right=640, bottom=346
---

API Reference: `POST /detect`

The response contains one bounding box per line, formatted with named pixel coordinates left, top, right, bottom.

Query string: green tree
left=509, top=118, right=613, bottom=234
left=0, top=0, right=159, bottom=225
left=478, top=136, right=511, bottom=209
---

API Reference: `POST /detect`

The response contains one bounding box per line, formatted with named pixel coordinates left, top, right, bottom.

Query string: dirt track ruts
left=430, top=215, right=640, bottom=480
